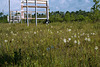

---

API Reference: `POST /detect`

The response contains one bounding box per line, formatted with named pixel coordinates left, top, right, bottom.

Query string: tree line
left=0, top=0, right=100, bottom=23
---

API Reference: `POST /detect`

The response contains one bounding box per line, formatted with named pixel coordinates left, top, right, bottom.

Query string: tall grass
left=0, top=22, right=100, bottom=67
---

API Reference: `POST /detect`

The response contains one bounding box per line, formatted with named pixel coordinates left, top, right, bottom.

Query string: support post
left=46, top=0, right=49, bottom=24
left=9, top=0, right=10, bottom=23
left=35, top=0, right=37, bottom=26
left=2, top=9, right=4, bottom=23
left=12, top=12, right=14, bottom=23
left=26, top=0, right=29, bottom=26
left=21, top=3, right=24, bottom=19
left=48, top=0, right=49, bottom=20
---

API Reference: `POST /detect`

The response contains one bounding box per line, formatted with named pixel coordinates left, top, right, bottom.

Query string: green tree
left=0, top=12, right=3, bottom=17
left=64, top=12, right=71, bottom=22
left=91, top=0, right=100, bottom=22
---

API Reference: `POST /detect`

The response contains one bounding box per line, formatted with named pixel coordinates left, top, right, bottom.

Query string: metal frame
left=8, top=0, right=49, bottom=26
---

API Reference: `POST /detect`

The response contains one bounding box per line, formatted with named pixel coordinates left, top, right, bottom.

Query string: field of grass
left=0, top=22, right=100, bottom=67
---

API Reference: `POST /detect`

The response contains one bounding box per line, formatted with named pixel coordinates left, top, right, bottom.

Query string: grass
left=0, top=22, right=100, bottom=67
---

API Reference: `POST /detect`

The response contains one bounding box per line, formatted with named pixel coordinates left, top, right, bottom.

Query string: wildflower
left=74, top=40, right=77, bottom=44
left=68, top=38, right=71, bottom=41
left=40, top=40, right=43, bottom=42
left=63, top=38, right=67, bottom=43
left=78, top=33, right=80, bottom=35
left=74, top=34, right=77, bottom=38
left=37, top=44, right=39, bottom=46
left=17, top=32, right=18, bottom=34
left=82, top=33, right=85, bottom=36
left=71, top=36, right=73, bottom=38
left=78, top=40, right=80, bottom=45
left=60, top=30, right=62, bottom=32
left=85, top=37, right=88, bottom=41
left=27, top=32, right=29, bottom=34
left=70, top=26, right=72, bottom=28
left=47, top=47, right=50, bottom=51
left=57, top=31, right=59, bottom=33
left=12, top=39, right=14, bottom=41
left=51, top=31, right=53, bottom=34
left=51, top=26, right=53, bottom=28
left=68, top=29, right=71, bottom=32
left=51, top=45, right=54, bottom=49
left=78, top=36, right=80, bottom=38
left=11, top=31, right=13, bottom=34
left=95, top=46, right=98, bottom=50
left=87, top=35, right=89, bottom=37
left=5, top=40, right=8, bottom=43
left=91, top=33, right=96, bottom=35
left=34, top=32, right=36, bottom=34
left=87, top=38, right=91, bottom=41
left=48, top=29, right=50, bottom=31
left=92, top=33, right=95, bottom=35
left=40, top=30, right=42, bottom=32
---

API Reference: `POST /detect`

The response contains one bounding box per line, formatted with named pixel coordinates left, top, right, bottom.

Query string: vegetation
left=0, top=0, right=100, bottom=23
left=0, top=22, right=100, bottom=66
left=0, top=0, right=100, bottom=67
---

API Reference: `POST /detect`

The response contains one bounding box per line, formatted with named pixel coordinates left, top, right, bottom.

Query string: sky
left=0, top=0, right=94, bottom=14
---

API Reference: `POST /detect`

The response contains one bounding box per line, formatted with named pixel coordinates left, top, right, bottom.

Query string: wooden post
left=35, top=0, right=37, bottom=26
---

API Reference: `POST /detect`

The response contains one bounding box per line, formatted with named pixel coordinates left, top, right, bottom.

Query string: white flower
left=40, top=30, right=42, bottom=31
left=51, top=31, right=53, bottom=34
left=11, top=31, right=13, bottom=34
left=87, top=35, right=89, bottom=37
left=12, top=39, right=14, bottom=41
left=74, top=40, right=77, bottom=44
left=63, top=38, right=67, bottom=43
left=95, top=46, right=98, bottom=50
left=78, top=40, right=80, bottom=45
left=74, top=34, right=77, bottom=38
left=48, top=29, right=50, bottom=32
left=93, top=33, right=95, bottom=35
left=6, top=34, right=8, bottom=36
left=78, top=36, right=80, bottom=38
left=51, top=26, right=53, bottom=28
left=85, top=37, right=88, bottom=41
left=13, top=34, right=17, bottom=36
left=82, top=33, right=85, bottom=36
left=78, top=33, right=80, bottom=35
left=60, top=30, right=62, bottom=32
left=87, top=38, right=91, bottom=41
left=71, top=36, right=73, bottom=38
left=34, top=32, right=36, bottom=34
left=37, top=44, right=39, bottom=46
left=5, top=40, right=8, bottom=43
left=70, top=26, right=72, bottom=28
left=68, top=29, right=71, bottom=32
left=68, top=38, right=71, bottom=41
left=57, top=31, right=59, bottom=33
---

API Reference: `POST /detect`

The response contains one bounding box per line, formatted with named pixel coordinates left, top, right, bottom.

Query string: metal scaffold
left=8, top=0, right=49, bottom=26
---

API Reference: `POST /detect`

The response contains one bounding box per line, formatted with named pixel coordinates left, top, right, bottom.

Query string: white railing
left=21, top=0, right=48, bottom=2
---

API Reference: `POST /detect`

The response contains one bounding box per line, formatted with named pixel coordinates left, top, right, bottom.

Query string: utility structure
left=8, top=0, right=49, bottom=26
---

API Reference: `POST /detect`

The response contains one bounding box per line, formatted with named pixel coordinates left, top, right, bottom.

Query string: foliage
left=91, top=0, right=100, bottom=22
left=0, top=22, right=100, bottom=67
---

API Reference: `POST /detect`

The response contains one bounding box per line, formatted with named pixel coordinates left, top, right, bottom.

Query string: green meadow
left=0, top=22, right=100, bottom=67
